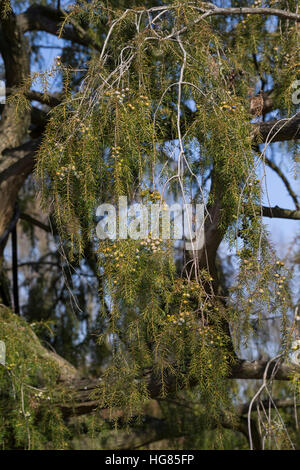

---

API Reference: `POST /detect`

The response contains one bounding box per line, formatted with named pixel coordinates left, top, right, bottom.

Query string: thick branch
left=26, top=90, right=61, bottom=108
left=17, top=4, right=100, bottom=50
left=19, top=212, right=51, bottom=233
left=0, top=139, right=40, bottom=184
left=0, top=139, right=39, bottom=239
left=54, top=357, right=299, bottom=420
left=254, top=113, right=300, bottom=144
left=261, top=205, right=300, bottom=220
left=199, top=6, right=300, bottom=22
left=168, top=5, right=300, bottom=39
left=237, top=398, right=299, bottom=416
left=230, top=359, right=298, bottom=380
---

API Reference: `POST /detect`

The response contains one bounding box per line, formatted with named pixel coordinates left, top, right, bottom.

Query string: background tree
left=0, top=0, right=299, bottom=450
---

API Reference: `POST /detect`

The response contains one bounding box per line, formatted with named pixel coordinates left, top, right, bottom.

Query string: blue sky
left=261, top=145, right=299, bottom=255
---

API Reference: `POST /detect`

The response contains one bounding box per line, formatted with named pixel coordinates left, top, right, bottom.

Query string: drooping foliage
left=1, top=0, right=299, bottom=449
left=0, top=306, right=70, bottom=449
left=33, top=0, right=297, bottom=417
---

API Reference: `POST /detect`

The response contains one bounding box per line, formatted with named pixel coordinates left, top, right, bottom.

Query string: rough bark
left=254, top=113, right=300, bottom=144
left=0, top=1, right=32, bottom=245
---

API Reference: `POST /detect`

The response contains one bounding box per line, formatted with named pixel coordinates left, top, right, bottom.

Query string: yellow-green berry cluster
left=220, top=101, right=236, bottom=111
left=198, top=325, right=226, bottom=350
left=105, top=88, right=129, bottom=104
left=138, top=95, right=151, bottom=107
left=102, top=243, right=138, bottom=274
left=140, top=234, right=163, bottom=254
left=167, top=310, right=191, bottom=326
left=111, top=146, right=124, bottom=164
left=140, top=189, right=161, bottom=202
left=56, top=164, right=80, bottom=180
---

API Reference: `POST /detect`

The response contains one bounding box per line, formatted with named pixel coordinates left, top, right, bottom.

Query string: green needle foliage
left=1, top=0, right=299, bottom=449
left=35, top=0, right=297, bottom=424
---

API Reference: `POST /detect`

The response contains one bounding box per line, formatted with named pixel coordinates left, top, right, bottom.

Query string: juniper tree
left=0, top=0, right=300, bottom=450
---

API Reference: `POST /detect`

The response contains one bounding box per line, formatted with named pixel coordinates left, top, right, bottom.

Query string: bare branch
left=198, top=5, right=300, bottom=22
left=19, top=212, right=51, bottom=233
left=265, top=157, right=299, bottom=210
left=260, top=205, right=300, bottom=220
